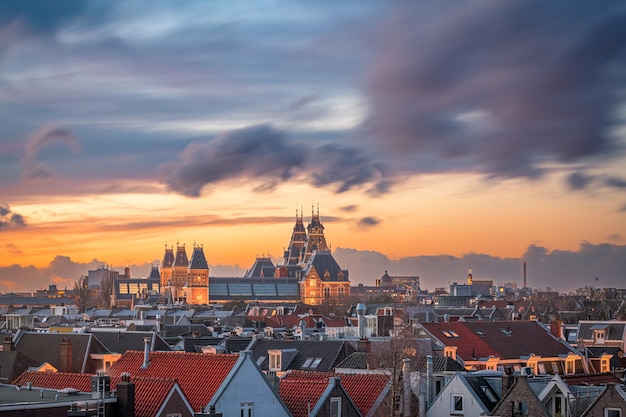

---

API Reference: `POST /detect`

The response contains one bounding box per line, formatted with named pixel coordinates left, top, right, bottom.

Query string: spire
left=467, top=265, right=473, bottom=285
left=303, top=205, right=328, bottom=263
left=283, top=208, right=307, bottom=265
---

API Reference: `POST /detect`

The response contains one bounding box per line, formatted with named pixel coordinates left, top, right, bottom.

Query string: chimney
left=2, top=335, right=14, bottom=351
left=501, top=371, right=516, bottom=397
left=125, top=266, right=131, bottom=279
left=116, top=372, right=135, bottom=417
left=141, top=337, right=150, bottom=369
left=91, top=372, right=111, bottom=399
left=60, top=337, right=73, bottom=372
left=550, top=320, right=562, bottom=339
left=195, top=405, right=223, bottom=417
left=356, top=303, right=366, bottom=338
left=403, top=358, right=412, bottom=417
left=266, top=373, right=280, bottom=396
left=357, top=337, right=371, bottom=353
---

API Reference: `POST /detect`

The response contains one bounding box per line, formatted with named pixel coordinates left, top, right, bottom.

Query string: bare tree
left=72, top=275, right=90, bottom=313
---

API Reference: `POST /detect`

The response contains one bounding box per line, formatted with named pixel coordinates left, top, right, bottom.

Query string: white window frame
left=269, top=352, right=281, bottom=371
left=604, top=408, right=621, bottom=417
left=451, top=394, right=464, bottom=415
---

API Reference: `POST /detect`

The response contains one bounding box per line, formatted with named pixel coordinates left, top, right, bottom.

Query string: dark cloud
left=340, top=205, right=358, bottom=212
left=566, top=171, right=595, bottom=190
left=334, top=242, right=626, bottom=292
left=160, top=124, right=391, bottom=197
left=0, top=204, right=27, bottom=230
left=607, top=233, right=623, bottom=242
left=357, top=216, right=381, bottom=227
left=365, top=1, right=626, bottom=179
left=0, top=1, right=87, bottom=33
left=21, top=124, right=80, bottom=181
left=605, top=176, right=626, bottom=189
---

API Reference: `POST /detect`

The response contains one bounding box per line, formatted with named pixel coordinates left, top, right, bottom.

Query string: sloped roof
left=250, top=339, right=356, bottom=372
left=188, top=246, right=209, bottom=270
left=174, top=245, right=188, bottom=267
left=578, top=320, right=626, bottom=341
left=0, top=351, right=39, bottom=382
left=414, top=355, right=465, bottom=373
left=420, top=321, right=575, bottom=360
left=90, top=330, right=172, bottom=354
left=282, top=370, right=390, bottom=417
left=14, top=332, right=108, bottom=373
left=279, top=373, right=328, bottom=417
left=245, top=257, right=275, bottom=278
left=162, top=248, right=175, bottom=268
left=12, top=371, right=183, bottom=417
left=106, top=350, right=238, bottom=412
left=303, top=251, right=348, bottom=282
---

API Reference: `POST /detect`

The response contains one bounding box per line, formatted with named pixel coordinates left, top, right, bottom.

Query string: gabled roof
left=106, top=350, right=238, bottom=412
left=14, top=332, right=108, bottom=373
left=11, top=371, right=188, bottom=417
left=283, top=370, right=390, bottom=417
left=90, top=330, right=172, bottom=354
left=419, top=321, right=576, bottom=360
left=0, top=351, right=39, bottom=383
left=250, top=339, right=356, bottom=372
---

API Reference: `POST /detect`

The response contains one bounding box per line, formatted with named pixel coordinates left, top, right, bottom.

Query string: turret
left=302, top=204, right=328, bottom=263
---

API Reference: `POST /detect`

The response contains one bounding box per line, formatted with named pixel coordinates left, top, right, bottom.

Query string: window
left=565, top=359, right=575, bottom=375
left=600, top=357, right=610, bottom=373
left=240, top=402, right=254, bottom=417
left=330, top=397, right=341, bottom=417
left=302, top=357, right=314, bottom=368
left=256, top=356, right=266, bottom=366
left=451, top=394, right=463, bottom=415
left=338, top=286, right=344, bottom=296
left=310, top=278, right=317, bottom=287
left=310, top=357, right=323, bottom=369
left=605, top=408, right=622, bottom=417
left=269, top=352, right=281, bottom=371
left=513, top=401, right=528, bottom=416
left=324, top=286, right=330, bottom=298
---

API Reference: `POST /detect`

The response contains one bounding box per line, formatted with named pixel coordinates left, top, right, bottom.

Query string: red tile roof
left=281, top=370, right=390, bottom=417
left=12, top=371, right=180, bottom=417
left=562, top=372, right=623, bottom=386
left=420, top=321, right=574, bottom=360
left=280, top=374, right=329, bottom=417
left=106, top=350, right=238, bottom=412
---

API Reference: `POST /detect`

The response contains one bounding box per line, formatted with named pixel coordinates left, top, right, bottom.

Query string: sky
left=1, top=1, right=626, bottom=294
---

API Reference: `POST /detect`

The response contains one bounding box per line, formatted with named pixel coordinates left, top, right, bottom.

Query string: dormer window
left=269, top=351, right=281, bottom=371
left=444, top=346, right=457, bottom=361
left=324, top=271, right=331, bottom=280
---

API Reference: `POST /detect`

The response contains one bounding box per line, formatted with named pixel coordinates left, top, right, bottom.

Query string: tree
left=72, top=275, right=89, bottom=313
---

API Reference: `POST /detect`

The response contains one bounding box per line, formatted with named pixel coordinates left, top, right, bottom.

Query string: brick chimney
left=357, top=337, right=371, bottom=353
left=59, top=337, right=73, bottom=372
left=116, top=372, right=135, bottom=417
left=2, top=335, right=13, bottom=352
left=550, top=320, right=562, bottom=339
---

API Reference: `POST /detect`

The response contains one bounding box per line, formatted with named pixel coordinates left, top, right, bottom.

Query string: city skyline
left=1, top=1, right=626, bottom=293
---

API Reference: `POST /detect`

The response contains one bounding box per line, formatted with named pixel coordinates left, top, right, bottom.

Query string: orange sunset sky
left=1, top=1, right=625, bottom=293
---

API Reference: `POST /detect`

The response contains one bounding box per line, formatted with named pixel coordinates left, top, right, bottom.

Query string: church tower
left=467, top=266, right=473, bottom=285
left=283, top=208, right=307, bottom=265
left=185, top=244, right=209, bottom=304
left=161, top=246, right=175, bottom=290
left=171, top=244, right=189, bottom=301
left=302, top=205, right=329, bottom=263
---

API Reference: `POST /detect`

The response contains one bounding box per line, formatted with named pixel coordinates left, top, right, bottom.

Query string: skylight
left=310, top=357, right=323, bottom=369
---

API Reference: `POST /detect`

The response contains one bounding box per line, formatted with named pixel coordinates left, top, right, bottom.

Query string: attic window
left=500, top=328, right=512, bottom=336
left=442, top=330, right=459, bottom=338
left=256, top=356, right=266, bottom=366
left=302, top=357, right=314, bottom=368
left=309, top=357, right=323, bottom=369
left=473, top=329, right=485, bottom=336
left=481, top=386, right=498, bottom=403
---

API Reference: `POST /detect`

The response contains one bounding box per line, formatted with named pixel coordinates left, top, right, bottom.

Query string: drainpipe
left=426, top=355, right=433, bottom=408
